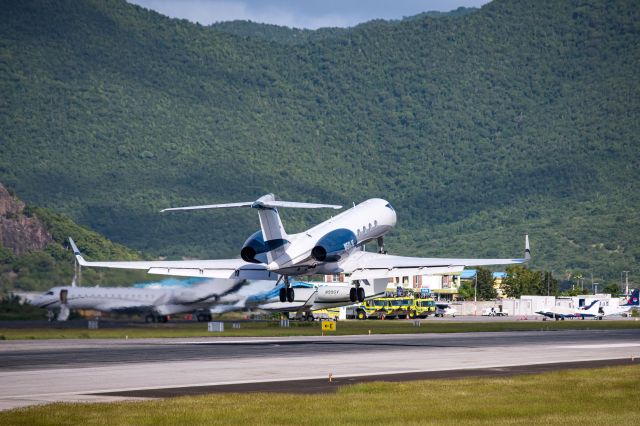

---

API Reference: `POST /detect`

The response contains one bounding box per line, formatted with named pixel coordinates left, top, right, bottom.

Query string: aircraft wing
left=341, top=236, right=530, bottom=280
left=68, top=238, right=276, bottom=280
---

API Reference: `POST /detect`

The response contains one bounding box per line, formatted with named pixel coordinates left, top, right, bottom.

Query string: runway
left=1, top=329, right=639, bottom=410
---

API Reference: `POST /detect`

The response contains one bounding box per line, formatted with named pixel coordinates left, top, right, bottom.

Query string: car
left=482, top=307, right=510, bottom=316
left=434, top=303, right=457, bottom=317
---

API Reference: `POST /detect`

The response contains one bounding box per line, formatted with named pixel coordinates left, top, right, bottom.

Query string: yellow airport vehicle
left=353, top=298, right=392, bottom=320
left=312, top=308, right=340, bottom=320
left=413, top=298, right=436, bottom=318
left=350, top=293, right=436, bottom=320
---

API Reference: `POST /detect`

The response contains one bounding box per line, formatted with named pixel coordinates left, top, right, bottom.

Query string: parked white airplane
left=576, top=289, right=639, bottom=319
left=536, top=300, right=600, bottom=321
left=30, top=278, right=389, bottom=322
left=30, top=279, right=246, bottom=322
left=69, top=194, right=530, bottom=304
left=602, top=289, right=639, bottom=317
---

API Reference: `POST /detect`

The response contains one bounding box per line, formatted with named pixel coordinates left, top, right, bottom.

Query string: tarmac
left=1, top=329, right=639, bottom=411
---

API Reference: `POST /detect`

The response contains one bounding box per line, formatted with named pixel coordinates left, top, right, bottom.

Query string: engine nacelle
left=311, top=228, right=357, bottom=262
left=240, top=230, right=288, bottom=264
left=315, top=285, right=354, bottom=303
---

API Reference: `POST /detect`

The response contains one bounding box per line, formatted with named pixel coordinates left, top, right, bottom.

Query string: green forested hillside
left=0, top=0, right=638, bottom=283
left=0, top=189, right=151, bottom=292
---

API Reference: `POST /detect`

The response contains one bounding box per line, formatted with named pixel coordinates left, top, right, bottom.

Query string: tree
left=458, top=281, right=475, bottom=300
left=602, top=283, right=620, bottom=296
left=476, top=267, right=497, bottom=300
left=502, top=266, right=549, bottom=298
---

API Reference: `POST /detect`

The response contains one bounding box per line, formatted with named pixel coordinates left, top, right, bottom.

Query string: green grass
left=2, top=365, right=639, bottom=425
left=1, top=319, right=640, bottom=340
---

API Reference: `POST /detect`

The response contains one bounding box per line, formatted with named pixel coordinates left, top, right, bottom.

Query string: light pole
left=474, top=271, right=477, bottom=316
left=623, top=271, right=630, bottom=295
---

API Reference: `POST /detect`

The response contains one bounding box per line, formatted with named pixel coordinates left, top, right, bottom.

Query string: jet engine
left=310, top=229, right=357, bottom=262
left=240, top=230, right=288, bottom=264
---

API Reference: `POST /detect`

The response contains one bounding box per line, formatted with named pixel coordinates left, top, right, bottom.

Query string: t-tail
left=578, top=299, right=601, bottom=317
left=624, top=289, right=639, bottom=306
left=161, top=193, right=342, bottom=263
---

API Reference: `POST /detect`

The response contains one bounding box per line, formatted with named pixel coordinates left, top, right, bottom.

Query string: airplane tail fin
left=68, top=237, right=89, bottom=267
left=624, top=289, right=639, bottom=306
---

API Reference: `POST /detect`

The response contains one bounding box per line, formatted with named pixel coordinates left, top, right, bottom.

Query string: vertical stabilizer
left=254, top=194, right=287, bottom=241
left=253, top=194, right=288, bottom=263
left=625, top=289, right=639, bottom=306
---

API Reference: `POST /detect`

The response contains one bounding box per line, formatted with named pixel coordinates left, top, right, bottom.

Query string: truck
left=349, top=293, right=436, bottom=320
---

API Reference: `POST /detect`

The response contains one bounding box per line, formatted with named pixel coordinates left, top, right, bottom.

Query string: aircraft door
left=60, top=289, right=68, bottom=304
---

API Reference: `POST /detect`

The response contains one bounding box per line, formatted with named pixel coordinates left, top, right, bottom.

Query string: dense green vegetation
left=0, top=0, right=638, bottom=284
left=1, top=203, right=153, bottom=291
left=0, top=293, right=44, bottom=320
left=2, top=366, right=639, bottom=424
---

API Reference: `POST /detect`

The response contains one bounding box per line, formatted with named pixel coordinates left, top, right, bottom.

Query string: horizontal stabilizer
left=161, top=202, right=254, bottom=212
left=259, top=201, right=342, bottom=210
left=161, top=194, right=341, bottom=212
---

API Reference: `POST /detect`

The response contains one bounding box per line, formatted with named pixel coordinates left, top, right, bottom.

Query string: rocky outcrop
left=0, top=184, right=52, bottom=255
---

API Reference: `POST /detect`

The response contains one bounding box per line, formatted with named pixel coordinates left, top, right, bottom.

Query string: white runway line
left=554, top=343, right=640, bottom=349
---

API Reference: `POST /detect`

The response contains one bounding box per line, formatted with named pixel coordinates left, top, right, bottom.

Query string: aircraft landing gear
left=279, top=276, right=295, bottom=302
left=377, top=237, right=387, bottom=254
left=350, top=281, right=366, bottom=303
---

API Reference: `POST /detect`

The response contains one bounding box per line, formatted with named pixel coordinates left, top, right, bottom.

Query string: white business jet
left=69, top=194, right=530, bottom=303
left=30, top=279, right=247, bottom=322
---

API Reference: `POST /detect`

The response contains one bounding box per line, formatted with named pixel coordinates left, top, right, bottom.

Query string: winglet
left=68, top=237, right=88, bottom=266
left=524, top=234, right=531, bottom=261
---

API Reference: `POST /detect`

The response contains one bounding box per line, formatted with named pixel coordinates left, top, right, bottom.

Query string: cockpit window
left=385, top=203, right=395, bottom=212
left=44, top=291, right=54, bottom=296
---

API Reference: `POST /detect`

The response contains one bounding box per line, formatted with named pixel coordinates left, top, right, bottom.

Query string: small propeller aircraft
left=70, top=194, right=530, bottom=303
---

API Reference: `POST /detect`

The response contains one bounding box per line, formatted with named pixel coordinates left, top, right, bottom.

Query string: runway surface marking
left=555, top=343, right=640, bottom=349
left=1, top=329, right=639, bottom=411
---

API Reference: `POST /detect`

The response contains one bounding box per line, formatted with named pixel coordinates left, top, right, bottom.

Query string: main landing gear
left=349, top=281, right=365, bottom=303
left=278, top=276, right=295, bottom=303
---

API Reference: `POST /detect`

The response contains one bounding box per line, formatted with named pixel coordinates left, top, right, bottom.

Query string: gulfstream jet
left=69, top=194, right=530, bottom=303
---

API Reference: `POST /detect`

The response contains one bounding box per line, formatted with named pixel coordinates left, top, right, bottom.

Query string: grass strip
left=1, top=319, right=639, bottom=340
left=2, top=364, right=639, bottom=425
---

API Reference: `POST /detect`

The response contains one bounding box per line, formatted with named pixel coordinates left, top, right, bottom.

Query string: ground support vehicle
left=481, top=307, right=509, bottom=317
left=350, top=294, right=436, bottom=320
left=434, top=303, right=457, bottom=317
left=311, top=308, right=340, bottom=320
left=413, top=298, right=436, bottom=318
left=353, top=298, right=392, bottom=320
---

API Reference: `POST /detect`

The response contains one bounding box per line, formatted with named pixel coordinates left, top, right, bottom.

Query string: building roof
left=461, top=270, right=507, bottom=279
